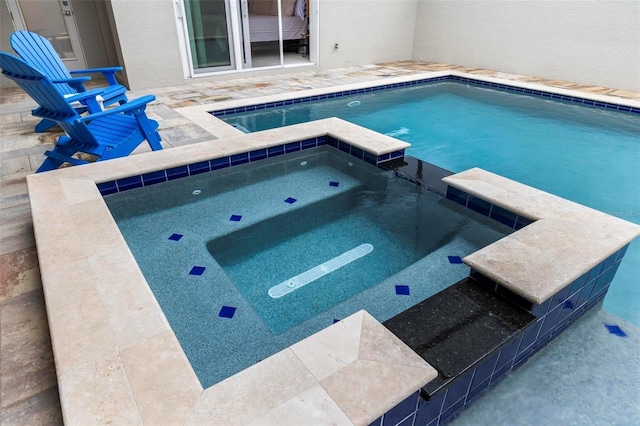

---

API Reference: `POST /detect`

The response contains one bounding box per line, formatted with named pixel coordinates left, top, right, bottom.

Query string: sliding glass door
left=178, top=0, right=314, bottom=76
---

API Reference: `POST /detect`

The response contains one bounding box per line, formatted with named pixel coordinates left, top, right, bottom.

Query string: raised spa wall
left=93, top=134, right=637, bottom=426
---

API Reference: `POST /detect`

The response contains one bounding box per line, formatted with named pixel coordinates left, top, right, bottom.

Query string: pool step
left=383, top=275, right=536, bottom=398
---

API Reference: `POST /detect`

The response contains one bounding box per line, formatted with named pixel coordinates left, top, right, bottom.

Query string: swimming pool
left=104, top=147, right=512, bottom=386
left=28, top=71, right=640, bottom=425
left=218, top=80, right=640, bottom=325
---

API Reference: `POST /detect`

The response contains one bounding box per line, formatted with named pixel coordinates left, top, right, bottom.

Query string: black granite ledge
left=379, top=155, right=453, bottom=196
left=383, top=276, right=536, bottom=397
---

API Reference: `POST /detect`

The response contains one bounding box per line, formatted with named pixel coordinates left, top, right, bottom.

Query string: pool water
left=221, top=82, right=640, bottom=325
left=105, top=147, right=512, bottom=386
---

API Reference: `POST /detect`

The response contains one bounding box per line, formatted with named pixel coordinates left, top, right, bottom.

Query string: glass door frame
left=174, top=0, right=318, bottom=78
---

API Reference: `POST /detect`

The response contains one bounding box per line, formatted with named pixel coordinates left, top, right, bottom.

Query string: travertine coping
left=443, top=168, right=640, bottom=304
left=28, top=73, right=640, bottom=425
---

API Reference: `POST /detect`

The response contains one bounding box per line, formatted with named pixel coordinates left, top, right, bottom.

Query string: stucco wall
left=412, top=0, right=640, bottom=92
left=318, top=0, right=418, bottom=69
left=108, top=0, right=185, bottom=90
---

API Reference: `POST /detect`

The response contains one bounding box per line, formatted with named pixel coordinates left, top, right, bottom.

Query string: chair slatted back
left=0, top=52, right=99, bottom=149
left=10, top=30, right=76, bottom=96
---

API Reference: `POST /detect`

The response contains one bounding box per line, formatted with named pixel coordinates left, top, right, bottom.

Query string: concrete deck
left=1, top=61, right=639, bottom=425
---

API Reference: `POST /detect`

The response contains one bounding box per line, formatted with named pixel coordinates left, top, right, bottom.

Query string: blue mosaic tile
left=568, top=272, right=589, bottom=296
left=249, top=149, right=267, bottom=161
left=395, top=285, right=411, bottom=296
left=448, top=256, right=463, bottom=264
left=301, top=138, right=317, bottom=149
left=219, top=306, right=237, bottom=318
left=416, top=391, right=446, bottom=426
left=188, top=161, right=210, bottom=175
left=210, top=157, right=230, bottom=170
left=445, top=186, right=468, bottom=207
left=166, top=165, right=189, bottom=181
left=470, top=352, right=499, bottom=391
left=97, top=181, right=117, bottom=196
left=284, top=197, right=297, bottom=204
left=531, top=297, right=552, bottom=317
left=285, top=141, right=301, bottom=153
left=557, top=292, right=580, bottom=324
left=616, top=243, right=629, bottom=261
left=539, top=305, right=563, bottom=338
left=467, top=195, right=491, bottom=216
left=330, top=181, right=340, bottom=187
left=363, top=151, right=377, bottom=165
left=369, top=417, right=382, bottom=426
left=189, top=266, right=206, bottom=276
left=494, top=335, right=522, bottom=372
left=587, top=259, right=606, bottom=283
left=443, top=373, right=473, bottom=412
left=549, top=283, right=572, bottom=311
left=338, top=140, right=351, bottom=154
left=382, top=391, right=418, bottom=426
left=377, top=153, right=391, bottom=162
left=351, top=146, right=364, bottom=160
left=168, top=233, right=183, bottom=241
left=141, top=170, right=167, bottom=186
left=267, top=145, right=284, bottom=157
left=230, top=152, right=249, bottom=166
left=316, top=136, right=328, bottom=145
left=577, top=278, right=598, bottom=307
left=389, top=150, right=405, bottom=160
left=604, top=323, right=627, bottom=337
left=466, top=378, right=490, bottom=404
left=116, top=175, right=143, bottom=191
left=516, top=320, right=543, bottom=355
left=489, top=204, right=517, bottom=229
left=230, top=214, right=242, bottom=222
left=440, top=397, right=465, bottom=424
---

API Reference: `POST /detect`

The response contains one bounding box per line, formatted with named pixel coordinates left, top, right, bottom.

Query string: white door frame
left=5, top=0, right=87, bottom=70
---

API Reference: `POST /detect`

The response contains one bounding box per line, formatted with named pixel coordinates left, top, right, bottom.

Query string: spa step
left=383, top=275, right=536, bottom=398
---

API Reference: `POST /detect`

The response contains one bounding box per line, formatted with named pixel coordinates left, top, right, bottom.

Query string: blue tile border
left=445, top=185, right=534, bottom=230
left=210, top=75, right=640, bottom=118
left=98, top=136, right=399, bottom=196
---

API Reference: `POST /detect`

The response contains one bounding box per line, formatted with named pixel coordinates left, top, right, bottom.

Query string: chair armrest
left=70, top=67, right=122, bottom=86
left=77, top=95, right=156, bottom=122
left=51, top=76, right=92, bottom=92
left=64, top=87, right=111, bottom=104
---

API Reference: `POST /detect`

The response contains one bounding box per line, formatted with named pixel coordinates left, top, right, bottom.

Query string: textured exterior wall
left=318, top=0, right=418, bottom=69
left=108, top=0, right=185, bottom=89
left=412, top=0, right=640, bottom=92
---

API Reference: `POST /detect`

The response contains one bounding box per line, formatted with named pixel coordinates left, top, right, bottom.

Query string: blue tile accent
left=327, top=136, right=339, bottom=148
left=604, top=323, right=628, bottom=337
left=285, top=141, right=301, bottom=153
left=230, top=152, right=249, bottom=166
left=416, top=391, right=446, bottom=426
left=141, top=170, right=167, bottom=186
left=470, top=353, right=499, bottom=391
left=168, top=233, right=183, bottom=241
left=515, top=215, right=533, bottom=230
left=549, top=283, right=572, bottom=311
left=249, top=149, right=267, bottom=161
left=97, top=181, right=117, bottom=196
left=516, top=320, right=543, bottom=355
left=363, top=151, right=378, bottom=165
left=494, top=335, right=523, bottom=372
left=167, top=165, right=189, bottom=181
left=467, top=195, right=491, bottom=216
left=333, top=318, right=340, bottom=324
left=351, top=146, right=364, bottom=160
left=189, top=266, right=206, bottom=276
left=382, top=391, right=418, bottom=426
left=210, top=157, right=230, bottom=170
left=448, top=256, right=463, bottom=264
left=284, top=197, right=297, bottom=204
left=116, top=175, right=143, bottom=191
left=496, top=285, right=534, bottom=311
left=330, top=181, right=340, bottom=187
left=530, top=297, right=552, bottom=317
left=188, top=161, right=210, bottom=175
left=338, top=140, right=351, bottom=154
left=267, top=145, right=284, bottom=157
left=395, top=285, right=411, bottom=296
left=443, top=373, right=473, bottom=412
left=230, top=214, right=242, bottom=222
left=368, top=417, right=382, bottom=426
left=586, top=259, right=606, bottom=283
left=219, top=306, right=236, bottom=318
left=301, top=138, right=317, bottom=149
left=489, top=204, right=517, bottom=228
left=440, top=397, right=465, bottom=424
left=557, top=292, right=580, bottom=324
left=445, top=186, right=468, bottom=207
left=466, top=378, right=490, bottom=404
left=568, top=272, right=589, bottom=296
left=539, top=305, right=563, bottom=338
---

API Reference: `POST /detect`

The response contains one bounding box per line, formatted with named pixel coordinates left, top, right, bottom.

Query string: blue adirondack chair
left=10, top=30, right=128, bottom=133
left=0, top=52, right=162, bottom=173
